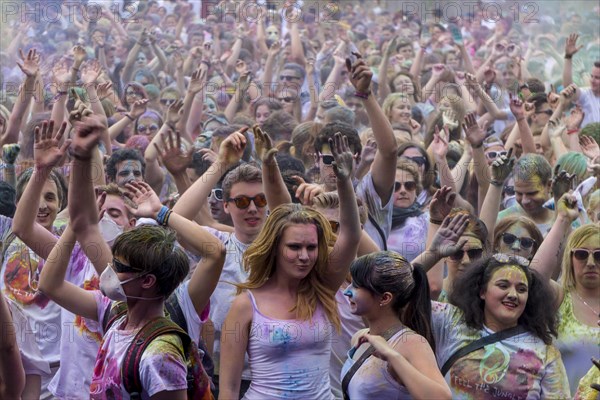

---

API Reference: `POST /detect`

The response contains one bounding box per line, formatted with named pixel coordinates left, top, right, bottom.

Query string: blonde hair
left=561, top=224, right=600, bottom=291
left=587, top=189, right=600, bottom=222
left=382, top=93, right=411, bottom=121
left=238, top=204, right=341, bottom=330
left=311, top=192, right=368, bottom=225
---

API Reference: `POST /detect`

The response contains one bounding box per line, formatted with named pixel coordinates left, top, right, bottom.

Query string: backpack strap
left=123, top=317, right=191, bottom=397
left=440, top=325, right=523, bottom=376
left=367, top=213, right=388, bottom=251
left=101, top=301, right=128, bottom=333
left=165, top=293, right=188, bottom=332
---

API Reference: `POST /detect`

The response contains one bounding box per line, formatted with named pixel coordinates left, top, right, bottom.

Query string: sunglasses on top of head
left=226, top=194, right=268, bottom=209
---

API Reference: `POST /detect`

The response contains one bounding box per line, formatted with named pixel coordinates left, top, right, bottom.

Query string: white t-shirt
left=203, top=227, right=252, bottom=380
left=89, top=291, right=188, bottom=399
left=356, top=172, right=394, bottom=251
left=578, top=87, right=600, bottom=128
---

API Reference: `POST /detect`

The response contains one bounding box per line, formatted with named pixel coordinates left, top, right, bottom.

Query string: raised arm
left=462, top=112, right=490, bottom=212
left=377, top=37, right=397, bottom=103
left=38, top=226, right=98, bottom=321
left=324, top=133, right=361, bottom=290
left=173, top=129, right=249, bottom=230
left=123, top=181, right=226, bottom=316
left=254, top=126, right=291, bottom=209
left=508, top=95, right=536, bottom=155
left=562, top=34, right=583, bottom=91
left=349, top=55, right=398, bottom=203
left=69, top=114, right=114, bottom=271
left=11, top=121, right=71, bottom=258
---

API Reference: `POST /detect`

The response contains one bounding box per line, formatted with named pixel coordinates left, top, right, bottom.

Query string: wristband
left=72, top=153, right=91, bottom=161
left=564, top=54, right=572, bottom=59
left=567, top=128, right=579, bottom=135
left=354, top=90, right=370, bottom=99
left=490, top=180, right=503, bottom=187
left=471, top=142, right=483, bottom=149
left=430, top=218, right=443, bottom=225
left=156, top=206, right=170, bottom=225
left=124, top=114, right=135, bottom=121
left=162, top=210, right=173, bottom=226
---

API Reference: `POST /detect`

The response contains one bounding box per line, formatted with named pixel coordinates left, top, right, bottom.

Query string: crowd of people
left=0, top=0, right=599, bottom=399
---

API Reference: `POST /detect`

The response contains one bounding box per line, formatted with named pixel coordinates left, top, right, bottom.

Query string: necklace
left=574, top=291, right=600, bottom=315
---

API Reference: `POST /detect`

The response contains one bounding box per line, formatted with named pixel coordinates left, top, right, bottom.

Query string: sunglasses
left=501, top=233, right=536, bottom=249
left=112, top=258, right=139, bottom=273
left=321, top=154, right=335, bottom=165
left=138, top=124, right=159, bottom=133
left=402, top=156, right=427, bottom=167
left=571, top=248, right=600, bottom=264
left=226, top=193, right=268, bottom=209
left=280, top=75, right=301, bottom=81
left=535, top=109, right=553, bottom=116
left=394, top=181, right=417, bottom=192
left=449, top=248, right=484, bottom=261
left=503, top=185, right=515, bottom=196
left=208, top=188, right=223, bottom=201
left=278, top=96, right=295, bottom=103
left=126, top=91, right=142, bottom=97
left=160, top=98, right=177, bottom=106
left=328, top=220, right=340, bottom=233
left=486, top=150, right=507, bottom=160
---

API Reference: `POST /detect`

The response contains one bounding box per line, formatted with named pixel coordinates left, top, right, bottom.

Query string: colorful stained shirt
left=574, top=365, right=600, bottom=400
left=431, top=301, right=571, bottom=400
left=90, top=291, right=188, bottom=399
left=556, top=290, right=600, bottom=396
left=387, top=212, right=429, bottom=262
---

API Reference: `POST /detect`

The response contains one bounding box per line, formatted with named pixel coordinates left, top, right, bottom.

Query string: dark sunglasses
left=160, top=98, right=177, bottom=106
left=280, top=75, right=300, bottom=81
left=226, top=193, right=268, bottom=209
left=278, top=96, right=295, bottom=103
left=571, top=249, right=600, bottom=264
left=394, top=181, right=417, bottom=192
left=402, top=156, right=426, bottom=167
left=449, top=248, right=484, bottom=261
left=535, top=109, right=553, bottom=116
left=501, top=233, right=536, bottom=249
left=321, top=154, right=335, bottom=165
left=503, top=185, right=515, bottom=196
left=486, top=150, right=508, bottom=160
left=138, top=124, right=159, bottom=133
left=207, top=188, right=223, bottom=201
left=126, top=90, right=142, bottom=97
left=112, top=258, right=139, bottom=273
left=329, top=220, right=340, bottom=233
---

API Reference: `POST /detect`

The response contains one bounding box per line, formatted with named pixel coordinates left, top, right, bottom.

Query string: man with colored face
left=105, top=149, right=146, bottom=187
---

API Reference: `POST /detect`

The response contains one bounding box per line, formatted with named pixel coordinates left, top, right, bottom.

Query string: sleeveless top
left=556, top=290, right=600, bottom=396
left=242, top=290, right=334, bottom=400
left=340, top=328, right=413, bottom=400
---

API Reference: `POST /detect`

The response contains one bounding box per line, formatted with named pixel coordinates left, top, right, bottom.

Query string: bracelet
left=72, top=153, right=91, bottom=161
left=156, top=206, right=170, bottom=225
left=124, top=114, right=135, bottom=121
left=471, top=142, right=483, bottom=149
left=162, top=210, right=173, bottom=226
left=490, top=180, right=503, bottom=187
left=429, top=218, right=443, bottom=225
left=564, top=54, right=572, bottom=60
left=567, top=128, right=579, bottom=135
left=354, top=90, right=370, bottom=99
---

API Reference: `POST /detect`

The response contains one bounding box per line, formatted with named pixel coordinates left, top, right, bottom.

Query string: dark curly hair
left=105, top=148, right=146, bottom=183
left=448, top=255, right=558, bottom=345
left=314, top=122, right=362, bottom=155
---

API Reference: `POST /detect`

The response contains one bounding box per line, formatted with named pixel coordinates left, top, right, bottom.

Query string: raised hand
left=217, top=127, right=248, bottom=166
left=34, top=120, right=71, bottom=169
left=431, top=64, right=446, bottom=79
left=268, top=41, right=282, bottom=58
left=429, top=186, right=456, bottom=223
left=556, top=191, right=579, bottom=222
left=68, top=89, right=93, bottom=123
left=72, top=45, right=87, bottom=65
left=429, top=214, right=470, bottom=257
left=564, top=33, right=583, bottom=58
left=547, top=84, right=560, bottom=108
left=566, top=104, right=585, bottom=130
left=292, top=176, right=324, bottom=205
left=383, top=36, right=399, bottom=57
left=165, top=99, right=184, bottom=126
left=462, top=112, right=485, bottom=148
left=442, top=109, right=458, bottom=130
left=359, top=138, right=377, bottom=166
left=81, top=60, right=103, bottom=85
left=17, top=48, right=40, bottom=77
left=154, top=130, right=193, bottom=175
left=253, top=125, right=276, bottom=163
left=547, top=119, right=566, bottom=139
left=509, top=93, right=526, bottom=120
left=329, top=132, right=354, bottom=181
left=345, top=53, right=372, bottom=94
left=97, top=81, right=113, bottom=101
left=552, top=166, right=578, bottom=202
left=71, top=114, right=107, bottom=159
left=188, top=64, right=208, bottom=94
left=560, top=83, right=578, bottom=103
left=491, top=147, right=514, bottom=183
left=2, top=144, right=21, bottom=165
left=130, top=98, right=149, bottom=119
left=579, top=135, right=600, bottom=160
left=430, top=126, right=449, bottom=162
left=123, top=181, right=163, bottom=219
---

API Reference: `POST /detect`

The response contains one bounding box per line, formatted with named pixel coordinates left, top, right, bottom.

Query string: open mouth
left=502, top=301, right=518, bottom=310
left=37, top=212, right=50, bottom=219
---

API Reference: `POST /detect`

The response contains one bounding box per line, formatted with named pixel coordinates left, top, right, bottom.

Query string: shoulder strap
left=341, top=326, right=403, bottom=400
left=440, top=325, right=523, bottom=376
left=165, top=293, right=188, bottom=333
left=123, top=317, right=191, bottom=397
left=367, top=213, right=387, bottom=251
left=102, top=301, right=128, bottom=333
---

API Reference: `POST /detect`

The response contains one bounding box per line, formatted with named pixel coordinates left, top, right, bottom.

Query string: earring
left=379, top=303, right=383, bottom=307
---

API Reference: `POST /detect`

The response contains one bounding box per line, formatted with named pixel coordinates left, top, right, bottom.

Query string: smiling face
left=389, top=98, right=412, bottom=124
left=276, top=223, right=318, bottom=282
left=224, top=182, right=268, bottom=242
left=481, top=266, right=529, bottom=331
left=572, top=235, right=600, bottom=291
left=36, top=179, right=60, bottom=231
